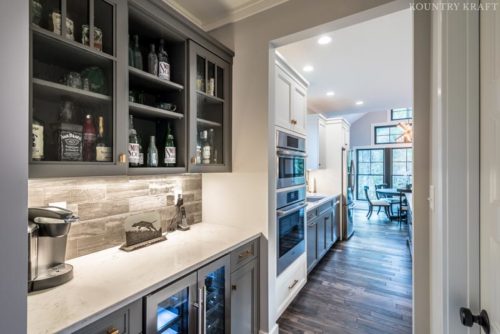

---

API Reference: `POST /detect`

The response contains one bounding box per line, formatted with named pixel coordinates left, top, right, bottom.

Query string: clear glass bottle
left=202, top=130, right=211, bottom=164
left=147, top=135, right=158, bottom=167
left=208, top=128, right=216, bottom=163
left=158, top=39, right=170, bottom=80
left=164, top=124, right=176, bottom=167
left=128, top=35, right=134, bottom=68
left=128, top=115, right=140, bottom=167
left=133, top=35, right=143, bottom=71
left=95, top=116, right=112, bottom=162
left=138, top=135, right=144, bottom=167
left=147, top=43, right=158, bottom=76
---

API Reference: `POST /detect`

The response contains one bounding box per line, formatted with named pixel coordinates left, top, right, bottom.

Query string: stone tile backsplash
left=28, top=174, right=202, bottom=259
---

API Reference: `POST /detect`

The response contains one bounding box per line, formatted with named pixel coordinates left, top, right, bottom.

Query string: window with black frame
left=356, top=149, right=384, bottom=200
left=391, top=148, right=412, bottom=189
left=374, top=125, right=406, bottom=144
left=391, top=108, right=413, bottom=120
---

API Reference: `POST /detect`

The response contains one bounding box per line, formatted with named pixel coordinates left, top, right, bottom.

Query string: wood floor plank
left=278, top=209, right=413, bottom=334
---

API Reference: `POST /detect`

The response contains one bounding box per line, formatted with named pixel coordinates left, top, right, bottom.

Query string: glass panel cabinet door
left=188, top=41, right=231, bottom=172
left=145, top=272, right=197, bottom=334
left=197, top=255, right=230, bottom=334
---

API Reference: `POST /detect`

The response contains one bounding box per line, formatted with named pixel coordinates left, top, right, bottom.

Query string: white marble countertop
left=305, top=193, right=340, bottom=212
left=27, top=223, right=262, bottom=334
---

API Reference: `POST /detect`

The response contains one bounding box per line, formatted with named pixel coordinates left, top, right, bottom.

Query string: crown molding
left=162, top=0, right=204, bottom=29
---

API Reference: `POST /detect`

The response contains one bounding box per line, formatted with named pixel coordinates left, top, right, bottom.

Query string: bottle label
left=96, top=147, right=112, bottom=162
left=84, top=133, right=96, bottom=143
left=202, top=146, right=211, bottom=164
left=159, top=62, right=170, bottom=80
left=164, top=147, right=176, bottom=164
left=32, top=124, right=44, bottom=160
left=128, top=143, right=140, bottom=164
left=59, top=130, right=83, bottom=161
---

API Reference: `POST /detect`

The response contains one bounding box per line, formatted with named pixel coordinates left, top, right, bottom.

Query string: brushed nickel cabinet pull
left=238, top=249, right=252, bottom=260
left=288, top=279, right=299, bottom=290
left=118, top=153, right=127, bottom=164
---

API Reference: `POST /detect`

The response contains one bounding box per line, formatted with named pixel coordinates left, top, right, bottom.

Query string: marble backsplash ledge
left=28, top=174, right=202, bottom=259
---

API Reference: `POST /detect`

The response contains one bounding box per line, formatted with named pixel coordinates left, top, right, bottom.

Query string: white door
left=479, top=2, right=500, bottom=333
left=291, top=84, right=307, bottom=135
left=274, top=66, right=292, bottom=130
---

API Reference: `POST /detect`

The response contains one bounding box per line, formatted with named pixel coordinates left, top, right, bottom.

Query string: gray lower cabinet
left=74, top=299, right=143, bottom=334
left=230, top=259, right=259, bottom=334
left=307, top=199, right=337, bottom=274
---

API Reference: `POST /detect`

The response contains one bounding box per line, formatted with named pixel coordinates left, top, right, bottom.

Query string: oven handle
left=277, top=202, right=308, bottom=217
left=277, top=149, right=307, bottom=158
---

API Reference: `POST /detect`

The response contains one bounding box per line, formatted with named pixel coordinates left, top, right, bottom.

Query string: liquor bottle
left=83, top=114, right=97, bottom=161
left=202, top=130, right=211, bottom=164
left=196, top=131, right=204, bottom=164
left=133, top=35, right=143, bottom=71
left=164, top=124, right=176, bottom=167
left=128, top=35, right=134, bottom=68
left=158, top=39, right=170, bottom=80
left=147, top=135, right=158, bottom=167
left=32, top=117, right=44, bottom=161
left=55, top=101, right=83, bottom=161
left=128, top=115, right=140, bottom=167
left=95, top=116, right=112, bottom=162
left=147, top=43, right=158, bottom=76
left=208, top=128, right=216, bottom=163
left=138, top=135, right=144, bottom=167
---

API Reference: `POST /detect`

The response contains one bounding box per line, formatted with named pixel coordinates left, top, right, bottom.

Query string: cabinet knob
left=232, top=284, right=237, bottom=291
left=118, top=153, right=127, bottom=164
left=190, top=155, right=196, bottom=164
left=290, top=119, right=297, bottom=125
left=107, top=328, right=120, bottom=334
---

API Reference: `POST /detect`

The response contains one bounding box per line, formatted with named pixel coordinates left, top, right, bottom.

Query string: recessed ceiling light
left=303, top=65, right=314, bottom=72
left=355, top=100, right=364, bottom=106
left=326, top=91, right=335, bottom=96
left=318, top=36, right=332, bottom=45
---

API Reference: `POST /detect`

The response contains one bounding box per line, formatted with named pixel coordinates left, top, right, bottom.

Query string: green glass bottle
left=164, top=124, right=176, bottom=167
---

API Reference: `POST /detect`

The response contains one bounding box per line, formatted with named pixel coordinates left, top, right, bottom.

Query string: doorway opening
left=272, top=7, right=414, bottom=334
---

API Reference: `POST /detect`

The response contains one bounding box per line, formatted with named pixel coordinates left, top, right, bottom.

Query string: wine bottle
left=158, top=39, right=170, bottom=80
left=147, top=135, right=158, bottom=167
left=83, top=114, right=97, bottom=161
left=147, top=43, right=158, bottom=76
left=202, top=130, right=211, bottom=164
left=133, top=35, right=143, bottom=71
left=164, top=124, right=176, bottom=167
left=128, top=115, right=140, bottom=167
left=95, top=116, right=112, bottom=162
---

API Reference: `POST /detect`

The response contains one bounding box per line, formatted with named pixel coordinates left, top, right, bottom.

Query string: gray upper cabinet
left=29, top=0, right=128, bottom=178
left=188, top=41, right=232, bottom=173
left=29, top=0, right=233, bottom=178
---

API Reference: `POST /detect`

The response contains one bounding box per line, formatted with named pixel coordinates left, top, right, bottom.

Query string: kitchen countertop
left=28, top=223, right=261, bottom=334
left=306, top=193, right=340, bottom=212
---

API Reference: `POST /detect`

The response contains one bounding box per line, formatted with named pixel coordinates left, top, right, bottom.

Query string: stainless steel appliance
left=145, top=255, right=230, bottom=334
left=28, top=206, right=78, bottom=292
left=276, top=130, right=306, bottom=189
left=341, top=147, right=355, bottom=240
left=276, top=186, right=307, bottom=275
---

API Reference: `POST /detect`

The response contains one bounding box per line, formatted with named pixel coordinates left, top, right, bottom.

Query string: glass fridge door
left=145, top=272, right=197, bottom=334
left=198, top=255, right=230, bottom=334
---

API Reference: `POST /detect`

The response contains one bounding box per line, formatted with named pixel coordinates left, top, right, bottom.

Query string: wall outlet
left=48, top=201, right=67, bottom=209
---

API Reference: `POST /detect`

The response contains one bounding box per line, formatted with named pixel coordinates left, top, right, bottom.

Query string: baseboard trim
left=259, top=323, right=279, bottom=334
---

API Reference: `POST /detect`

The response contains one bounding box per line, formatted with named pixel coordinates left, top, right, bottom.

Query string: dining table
left=376, top=188, right=412, bottom=221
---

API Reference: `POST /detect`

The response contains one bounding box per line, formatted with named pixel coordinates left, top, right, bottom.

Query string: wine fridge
left=145, top=255, right=230, bottom=334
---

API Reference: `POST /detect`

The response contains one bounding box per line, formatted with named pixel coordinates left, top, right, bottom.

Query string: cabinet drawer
left=231, top=238, right=259, bottom=272
left=307, top=208, right=317, bottom=221
left=276, top=254, right=306, bottom=317
left=318, top=200, right=333, bottom=215
left=74, top=299, right=142, bottom=334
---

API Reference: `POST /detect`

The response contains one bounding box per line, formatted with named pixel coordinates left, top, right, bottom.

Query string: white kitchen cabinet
left=274, top=54, right=309, bottom=135
left=306, top=114, right=326, bottom=170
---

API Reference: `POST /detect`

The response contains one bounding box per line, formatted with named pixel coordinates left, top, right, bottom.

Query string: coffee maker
left=28, top=206, right=78, bottom=292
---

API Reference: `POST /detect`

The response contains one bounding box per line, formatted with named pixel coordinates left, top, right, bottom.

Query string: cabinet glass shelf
left=196, top=91, right=224, bottom=104
left=33, top=78, right=112, bottom=104
left=129, top=102, right=184, bottom=120
left=197, top=118, right=221, bottom=128
left=129, top=67, right=184, bottom=91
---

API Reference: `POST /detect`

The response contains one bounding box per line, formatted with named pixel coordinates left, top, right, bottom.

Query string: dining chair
left=374, top=184, right=399, bottom=215
left=364, top=186, right=391, bottom=219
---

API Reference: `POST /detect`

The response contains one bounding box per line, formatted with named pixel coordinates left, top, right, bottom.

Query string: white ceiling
left=164, top=0, right=289, bottom=31
left=277, top=9, right=413, bottom=119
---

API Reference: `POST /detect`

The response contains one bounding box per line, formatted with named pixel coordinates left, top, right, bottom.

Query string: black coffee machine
left=28, top=206, right=78, bottom=292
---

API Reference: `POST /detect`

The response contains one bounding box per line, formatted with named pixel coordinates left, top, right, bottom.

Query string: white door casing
left=481, top=1, right=500, bottom=332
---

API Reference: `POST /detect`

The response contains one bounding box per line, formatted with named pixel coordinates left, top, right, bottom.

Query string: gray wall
left=0, top=0, right=29, bottom=332
left=349, top=110, right=388, bottom=147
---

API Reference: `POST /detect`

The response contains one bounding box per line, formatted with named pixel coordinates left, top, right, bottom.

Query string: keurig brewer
left=28, top=206, right=78, bottom=292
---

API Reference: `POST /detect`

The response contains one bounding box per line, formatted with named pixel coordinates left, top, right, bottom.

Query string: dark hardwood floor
left=278, top=209, right=413, bottom=334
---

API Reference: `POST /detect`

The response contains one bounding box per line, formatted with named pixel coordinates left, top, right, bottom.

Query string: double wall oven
left=276, top=130, right=307, bottom=275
